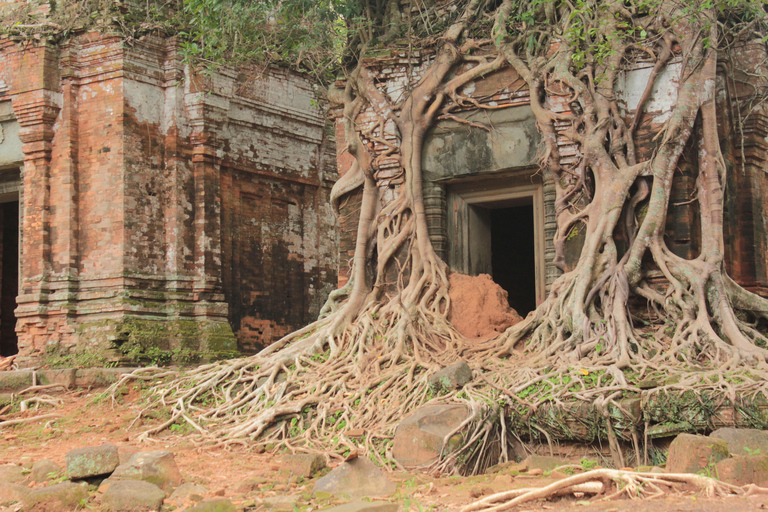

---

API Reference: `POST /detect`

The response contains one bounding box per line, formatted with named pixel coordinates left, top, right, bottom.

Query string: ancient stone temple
left=0, top=33, right=338, bottom=366
left=332, top=41, right=768, bottom=317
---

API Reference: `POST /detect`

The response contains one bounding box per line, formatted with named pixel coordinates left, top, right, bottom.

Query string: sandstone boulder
left=428, top=361, right=473, bottom=392
left=392, top=404, right=468, bottom=467
left=0, top=482, right=29, bottom=507
left=100, top=479, right=166, bottom=512
left=66, top=443, right=120, bottom=479
left=187, top=499, right=238, bottom=512
left=281, top=453, right=326, bottom=478
left=322, top=501, right=399, bottom=512
left=715, top=454, right=768, bottom=486
left=0, top=464, right=25, bottom=484
left=110, top=450, right=183, bottom=491
left=23, top=481, right=88, bottom=510
left=313, top=458, right=396, bottom=499
left=666, top=433, right=729, bottom=474
left=710, top=428, right=768, bottom=456
left=30, top=459, right=62, bottom=483
left=263, top=495, right=301, bottom=510
left=168, top=482, right=208, bottom=507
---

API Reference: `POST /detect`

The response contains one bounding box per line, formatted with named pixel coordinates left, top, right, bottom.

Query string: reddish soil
left=1, top=387, right=768, bottom=512
left=448, top=273, right=523, bottom=340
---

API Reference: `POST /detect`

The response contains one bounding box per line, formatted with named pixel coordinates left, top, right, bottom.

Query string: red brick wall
left=0, top=33, right=338, bottom=365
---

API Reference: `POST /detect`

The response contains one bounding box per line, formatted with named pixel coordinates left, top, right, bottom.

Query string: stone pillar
left=423, top=181, right=448, bottom=261
left=12, top=88, right=61, bottom=363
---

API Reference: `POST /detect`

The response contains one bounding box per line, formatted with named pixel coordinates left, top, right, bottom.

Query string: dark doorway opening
left=490, top=205, right=536, bottom=316
left=0, top=200, right=18, bottom=356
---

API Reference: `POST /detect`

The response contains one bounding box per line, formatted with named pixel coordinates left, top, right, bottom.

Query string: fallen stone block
left=263, top=495, right=301, bottom=510
left=281, top=453, right=326, bottom=478
left=313, top=458, right=396, bottom=499
left=23, top=481, right=89, bottom=510
left=321, top=500, right=399, bottom=512
left=187, top=498, right=238, bottom=512
left=520, top=454, right=567, bottom=473
left=0, top=465, right=26, bottom=484
left=168, top=481, right=208, bottom=506
left=428, top=360, right=473, bottom=391
left=66, top=443, right=120, bottom=479
left=100, top=479, right=166, bottom=512
left=0, top=482, right=29, bottom=507
left=666, top=433, right=729, bottom=474
left=710, top=428, right=768, bottom=456
left=392, top=404, right=468, bottom=467
left=715, top=454, right=768, bottom=486
left=30, top=459, right=62, bottom=483
left=111, top=450, right=183, bottom=491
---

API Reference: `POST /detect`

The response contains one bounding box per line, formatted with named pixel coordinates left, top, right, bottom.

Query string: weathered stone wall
left=0, top=33, right=338, bottom=365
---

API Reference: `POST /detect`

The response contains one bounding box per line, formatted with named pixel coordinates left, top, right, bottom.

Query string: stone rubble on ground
left=392, top=404, right=469, bottom=467
left=665, top=433, right=730, bottom=474
left=280, top=453, right=327, bottom=479
left=22, top=481, right=89, bottom=510
left=7, top=426, right=768, bottom=511
left=100, top=479, right=166, bottom=512
left=313, top=457, right=397, bottom=499
left=28, top=459, right=61, bottom=483
left=109, top=449, right=183, bottom=491
left=65, top=443, right=120, bottom=479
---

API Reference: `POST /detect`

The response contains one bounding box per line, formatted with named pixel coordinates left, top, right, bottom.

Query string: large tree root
left=461, top=469, right=765, bottom=512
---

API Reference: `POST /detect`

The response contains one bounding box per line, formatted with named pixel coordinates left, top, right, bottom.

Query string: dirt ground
left=2, top=386, right=768, bottom=512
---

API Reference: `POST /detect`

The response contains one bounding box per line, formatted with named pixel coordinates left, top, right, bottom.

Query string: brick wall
left=0, top=32, right=338, bottom=365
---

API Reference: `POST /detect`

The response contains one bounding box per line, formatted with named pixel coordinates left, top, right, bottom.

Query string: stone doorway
left=0, top=197, right=18, bottom=356
left=446, top=182, right=546, bottom=316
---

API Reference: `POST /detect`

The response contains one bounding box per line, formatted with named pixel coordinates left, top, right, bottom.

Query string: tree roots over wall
left=108, top=0, right=768, bottom=486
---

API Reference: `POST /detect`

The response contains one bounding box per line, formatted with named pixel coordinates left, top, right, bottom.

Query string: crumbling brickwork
left=0, top=33, right=338, bottom=365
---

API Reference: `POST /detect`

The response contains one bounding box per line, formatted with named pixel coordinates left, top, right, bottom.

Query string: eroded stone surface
left=666, top=434, right=730, bottom=474
left=715, top=455, right=768, bottom=486
left=392, top=404, right=469, bottom=467
left=0, top=482, right=29, bottom=507
left=428, top=361, right=473, bottom=391
left=66, top=443, right=120, bottom=479
left=313, top=458, right=396, bottom=499
left=100, top=479, right=166, bottom=512
left=110, top=450, right=183, bottom=491
left=281, top=453, right=326, bottom=478
left=711, top=428, right=768, bottom=456
left=0, top=465, right=25, bottom=484
left=23, top=481, right=89, bottom=510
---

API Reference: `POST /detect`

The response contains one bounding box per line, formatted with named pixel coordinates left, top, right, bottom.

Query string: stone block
left=66, top=443, right=120, bottom=479
left=0, top=464, right=25, bottom=484
left=392, top=404, right=469, bottom=467
left=23, top=482, right=88, bottom=510
left=0, top=482, right=29, bottom=507
left=666, top=433, right=730, bottom=474
left=321, top=500, right=399, bottom=512
left=168, top=482, right=208, bottom=507
left=188, top=499, right=237, bottom=512
left=281, top=453, right=326, bottom=478
left=710, top=428, right=768, bottom=456
left=313, top=458, right=396, bottom=499
left=263, top=495, right=301, bottom=510
left=520, top=455, right=566, bottom=473
left=428, top=360, right=473, bottom=391
left=111, top=450, right=183, bottom=492
left=30, top=459, right=61, bottom=483
left=100, top=479, right=166, bottom=512
left=715, top=455, right=768, bottom=486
